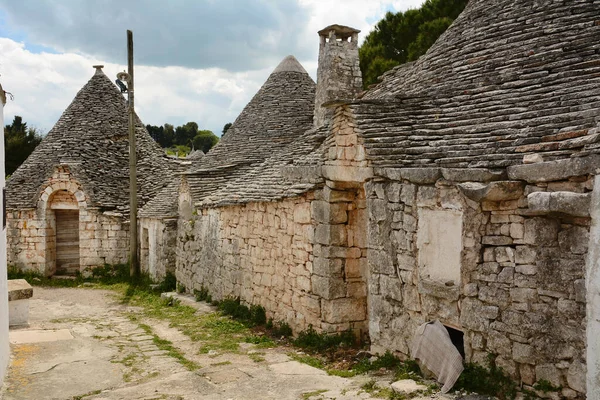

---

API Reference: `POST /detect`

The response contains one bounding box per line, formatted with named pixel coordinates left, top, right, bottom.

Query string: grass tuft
left=294, top=325, right=356, bottom=352
left=454, top=354, right=518, bottom=399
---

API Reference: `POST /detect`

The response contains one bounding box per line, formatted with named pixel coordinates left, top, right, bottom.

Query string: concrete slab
left=269, top=360, right=328, bottom=376
left=7, top=280, right=33, bottom=301
left=9, top=329, right=73, bottom=344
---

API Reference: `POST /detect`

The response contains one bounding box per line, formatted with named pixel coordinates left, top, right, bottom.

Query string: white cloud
left=0, top=1, right=426, bottom=137
left=0, top=38, right=271, bottom=135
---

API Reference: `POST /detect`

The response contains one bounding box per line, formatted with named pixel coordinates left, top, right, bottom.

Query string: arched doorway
left=47, top=190, right=80, bottom=275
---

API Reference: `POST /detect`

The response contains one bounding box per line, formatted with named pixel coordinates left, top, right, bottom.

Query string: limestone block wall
left=80, top=210, right=129, bottom=268
left=311, top=185, right=368, bottom=334
left=177, top=196, right=319, bottom=331
left=368, top=170, right=589, bottom=398
left=7, top=208, right=44, bottom=273
left=140, top=217, right=177, bottom=280
left=176, top=191, right=368, bottom=334
left=0, top=85, right=9, bottom=384
left=325, top=106, right=367, bottom=169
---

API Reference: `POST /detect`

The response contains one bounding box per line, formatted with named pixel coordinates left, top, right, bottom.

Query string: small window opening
left=444, top=325, right=465, bottom=359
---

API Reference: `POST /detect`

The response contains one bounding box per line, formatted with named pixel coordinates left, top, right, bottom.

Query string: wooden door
left=55, top=209, right=80, bottom=275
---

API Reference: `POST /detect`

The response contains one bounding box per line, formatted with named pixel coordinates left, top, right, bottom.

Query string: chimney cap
left=318, top=24, right=360, bottom=38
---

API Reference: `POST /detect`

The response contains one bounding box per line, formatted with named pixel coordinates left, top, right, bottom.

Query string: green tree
left=175, top=121, right=198, bottom=146
left=359, top=0, right=468, bottom=87
left=5, top=116, right=42, bottom=176
left=163, top=123, right=175, bottom=148
left=222, top=122, right=232, bottom=135
left=192, top=130, right=219, bottom=153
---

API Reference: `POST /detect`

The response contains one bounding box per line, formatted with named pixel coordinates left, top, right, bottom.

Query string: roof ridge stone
left=271, top=55, right=308, bottom=75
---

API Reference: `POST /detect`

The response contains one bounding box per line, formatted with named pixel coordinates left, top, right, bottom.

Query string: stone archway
left=46, top=190, right=80, bottom=275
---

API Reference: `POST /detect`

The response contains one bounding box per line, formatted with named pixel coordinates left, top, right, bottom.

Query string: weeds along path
left=3, top=286, right=427, bottom=400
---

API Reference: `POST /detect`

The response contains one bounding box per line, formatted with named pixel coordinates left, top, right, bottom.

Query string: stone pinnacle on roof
left=272, top=55, right=308, bottom=75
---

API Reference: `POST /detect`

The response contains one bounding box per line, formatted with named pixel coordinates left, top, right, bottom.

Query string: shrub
left=294, top=325, right=356, bottom=352
left=194, top=286, right=210, bottom=302
left=272, top=321, right=293, bottom=338
left=218, top=297, right=251, bottom=321
left=250, top=305, right=267, bottom=326
left=160, top=272, right=177, bottom=292
left=454, top=354, right=518, bottom=400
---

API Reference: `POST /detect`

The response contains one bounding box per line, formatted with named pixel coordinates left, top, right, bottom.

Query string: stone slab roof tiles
left=198, top=126, right=328, bottom=208
left=355, top=0, right=600, bottom=169
left=184, top=55, right=316, bottom=205
left=6, top=68, right=177, bottom=212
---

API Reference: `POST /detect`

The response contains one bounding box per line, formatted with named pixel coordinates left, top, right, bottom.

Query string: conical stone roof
left=183, top=54, right=316, bottom=204
left=6, top=68, right=177, bottom=212
left=353, top=0, right=600, bottom=169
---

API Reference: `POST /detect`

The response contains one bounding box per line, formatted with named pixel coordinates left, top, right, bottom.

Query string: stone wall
left=367, top=168, right=589, bottom=398
left=140, top=217, right=177, bottom=281
left=7, top=166, right=129, bottom=275
left=586, top=173, right=600, bottom=399
left=176, top=190, right=368, bottom=335
left=0, top=85, right=9, bottom=384
left=177, top=195, right=319, bottom=331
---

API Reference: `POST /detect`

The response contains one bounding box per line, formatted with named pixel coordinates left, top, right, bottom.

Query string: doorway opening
left=444, top=325, right=465, bottom=359
left=47, top=190, right=80, bottom=276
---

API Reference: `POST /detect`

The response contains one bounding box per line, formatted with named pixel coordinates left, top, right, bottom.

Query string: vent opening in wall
left=444, top=325, right=465, bottom=360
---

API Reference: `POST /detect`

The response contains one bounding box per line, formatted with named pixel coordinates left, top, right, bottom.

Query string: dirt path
left=1, top=287, right=420, bottom=400
left=1, top=287, right=469, bottom=400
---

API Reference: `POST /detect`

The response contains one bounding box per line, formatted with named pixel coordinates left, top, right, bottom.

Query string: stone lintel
left=507, top=155, right=600, bottom=183
left=458, top=181, right=525, bottom=202
left=417, top=279, right=460, bottom=301
left=441, top=168, right=506, bottom=182
left=8, top=279, right=33, bottom=301
left=374, top=167, right=441, bottom=184
left=322, top=165, right=373, bottom=183
left=103, top=211, right=124, bottom=218
left=527, top=191, right=591, bottom=217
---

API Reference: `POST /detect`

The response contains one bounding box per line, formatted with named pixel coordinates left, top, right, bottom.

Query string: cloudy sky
left=0, top=0, right=424, bottom=137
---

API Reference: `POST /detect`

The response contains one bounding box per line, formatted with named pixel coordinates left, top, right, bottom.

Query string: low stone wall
left=368, top=168, right=588, bottom=398
left=177, top=191, right=368, bottom=335
left=140, top=217, right=177, bottom=281
left=177, top=195, right=321, bottom=331
left=0, top=87, right=8, bottom=384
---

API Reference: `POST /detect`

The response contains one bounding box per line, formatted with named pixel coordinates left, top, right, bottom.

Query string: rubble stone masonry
left=367, top=169, right=589, bottom=398
left=176, top=191, right=368, bottom=335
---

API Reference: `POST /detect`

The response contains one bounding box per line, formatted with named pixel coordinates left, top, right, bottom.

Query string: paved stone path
left=0, top=287, right=464, bottom=400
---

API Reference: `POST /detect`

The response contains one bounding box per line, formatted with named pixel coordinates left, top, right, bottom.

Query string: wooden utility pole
left=127, top=29, right=139, bottom=278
